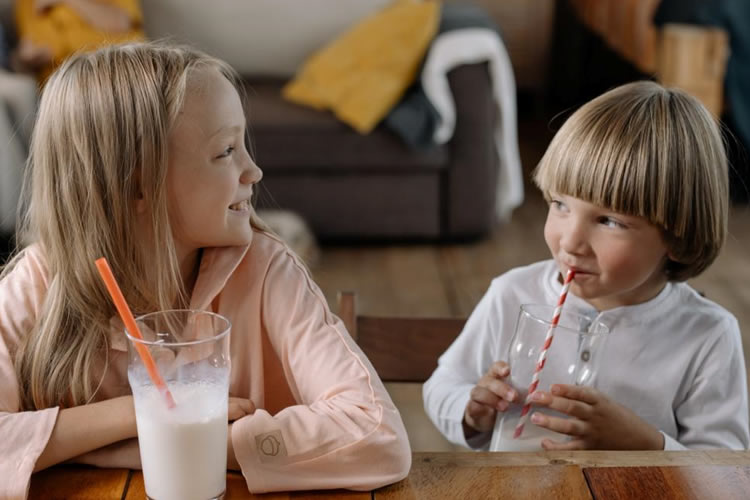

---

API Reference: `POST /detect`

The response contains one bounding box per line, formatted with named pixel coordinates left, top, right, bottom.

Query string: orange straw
left=95, top=257, right=176, bottom=409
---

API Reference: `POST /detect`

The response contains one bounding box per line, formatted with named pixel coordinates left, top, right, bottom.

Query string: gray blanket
left=384, top=4, right=502, bottom=150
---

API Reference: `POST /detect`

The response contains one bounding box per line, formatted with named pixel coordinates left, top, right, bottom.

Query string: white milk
left=132, top=380, right=228, bottom=500
left=490, top=406, right=569, bottom=452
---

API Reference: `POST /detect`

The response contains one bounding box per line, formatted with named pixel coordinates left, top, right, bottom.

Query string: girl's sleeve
left=0, top=249, right=59, bottom=500
left=230, top=251, right=411, bottom=493
left=423, top=279, right=506, bottom=449
left=668, top=317, right=750, bottom=450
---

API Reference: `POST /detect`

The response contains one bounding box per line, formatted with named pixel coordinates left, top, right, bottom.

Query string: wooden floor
left=310, top=116, right=750, bottom=451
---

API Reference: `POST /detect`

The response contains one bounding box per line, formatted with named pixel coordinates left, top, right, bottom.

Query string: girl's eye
left=217, top=146, right=235, bottom=159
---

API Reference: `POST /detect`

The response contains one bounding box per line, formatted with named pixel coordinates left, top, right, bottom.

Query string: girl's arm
left=34, top=395, right=137, bottom=471
left=229, top=247, right=411, bottom=493
left=68, top=437, right=141, bottom=469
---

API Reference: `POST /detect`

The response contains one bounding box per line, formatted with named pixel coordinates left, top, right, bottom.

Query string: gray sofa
left=245, top=64, right=497, bottom=240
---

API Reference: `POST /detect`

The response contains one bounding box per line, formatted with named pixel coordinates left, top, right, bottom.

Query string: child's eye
left=216, top=146, right=235, bottom=159
left=599, top=216, right=625, bottom=229
left=550, top=199, right=568, bottom=212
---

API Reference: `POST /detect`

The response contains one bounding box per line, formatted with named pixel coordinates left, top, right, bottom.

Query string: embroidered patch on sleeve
left=254, top=430, right=288, bottom=463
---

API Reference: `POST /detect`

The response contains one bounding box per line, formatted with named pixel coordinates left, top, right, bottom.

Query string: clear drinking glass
left=490, top=303, right=609, bottom=451
left=126, top=309, right=231, bottom=500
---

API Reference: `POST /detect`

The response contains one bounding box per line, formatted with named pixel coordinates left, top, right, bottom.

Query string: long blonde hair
left=3, top=42, right=266, bottom=410
left=534, top=81, right=728, bottom=281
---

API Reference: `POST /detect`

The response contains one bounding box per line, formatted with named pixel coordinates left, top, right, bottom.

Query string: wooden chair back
left=337, top=291, right=466, bottom=382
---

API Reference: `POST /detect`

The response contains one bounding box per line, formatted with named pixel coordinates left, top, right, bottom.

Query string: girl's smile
left=228, top=198, right=252, bottom=214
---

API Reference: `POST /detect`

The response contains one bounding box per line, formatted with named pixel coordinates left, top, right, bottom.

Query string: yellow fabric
left=282, top=0, right=440, bottom=134
left=15, top=0, right=145, bottom=83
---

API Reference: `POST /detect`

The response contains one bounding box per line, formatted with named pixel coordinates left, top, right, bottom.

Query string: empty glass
left=490, top=303, right=609, bottom=451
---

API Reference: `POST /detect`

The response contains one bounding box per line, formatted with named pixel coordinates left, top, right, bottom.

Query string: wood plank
left=584, top=465, right=750, bottom=500
left=125, top=471, right=369, bottom=499
left=28, top=466, right=130, bottom=500
left=376, top=463, right=591, bottom=500
left=409, top=451, right=750, bottom=468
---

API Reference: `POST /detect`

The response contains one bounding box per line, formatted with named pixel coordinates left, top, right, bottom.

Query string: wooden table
left=29, top=451, right=750, bottom=499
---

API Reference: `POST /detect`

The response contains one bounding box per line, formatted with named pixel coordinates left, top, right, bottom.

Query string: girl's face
left=166, top=68, right=262, bottom=257
left=544, top=193, right=670, bottom=311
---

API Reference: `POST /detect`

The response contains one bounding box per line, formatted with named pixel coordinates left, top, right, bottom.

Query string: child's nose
left=560, top=219, right=589, bottom=255
left=240, top=161, right=263, bottom=185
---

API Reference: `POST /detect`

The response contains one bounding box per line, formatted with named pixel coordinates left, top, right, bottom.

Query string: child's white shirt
left=423, top=259, right=750, bottom=450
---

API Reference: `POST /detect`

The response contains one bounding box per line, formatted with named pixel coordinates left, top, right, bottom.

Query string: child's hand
left=528, top=384, right=665, bottom=450
left=463, top=361, right=519, bottom=437
left=228, top=397, right=255, bottom=422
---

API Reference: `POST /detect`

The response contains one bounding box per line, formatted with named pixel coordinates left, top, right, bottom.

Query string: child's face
left=544, top=193, right=670, bottom=311
left=166, top=68, right=262, bottom=256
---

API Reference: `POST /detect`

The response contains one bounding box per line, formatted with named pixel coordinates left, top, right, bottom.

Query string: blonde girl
left=0, top=42, right=410, bottom=498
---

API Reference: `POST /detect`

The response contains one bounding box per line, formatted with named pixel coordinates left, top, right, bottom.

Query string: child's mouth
left=229, top=199, right=250, bottom=212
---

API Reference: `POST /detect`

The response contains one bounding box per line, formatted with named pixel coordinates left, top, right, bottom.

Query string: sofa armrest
left=444, top=62, right=498, bottom=238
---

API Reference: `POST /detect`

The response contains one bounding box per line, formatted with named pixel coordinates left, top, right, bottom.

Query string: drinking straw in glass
left=95, top=257, right=176, bottom=409
left=513, top=269, right=575, bottom=439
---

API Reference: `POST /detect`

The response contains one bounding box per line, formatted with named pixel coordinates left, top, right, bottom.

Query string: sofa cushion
left=282, top=0, right=439, bottom=134
left=245, top=80, right=449, bottom=171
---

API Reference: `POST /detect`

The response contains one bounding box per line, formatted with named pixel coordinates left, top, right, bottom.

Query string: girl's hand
left=228, top=397, right=255, bottom=422
left=528, top=384, right=665, bottom=450
left=463, top=361, right=520, bottom=437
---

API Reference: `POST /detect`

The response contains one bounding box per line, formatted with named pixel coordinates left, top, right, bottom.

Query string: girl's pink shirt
left=0, top=230, right=411, bottom=498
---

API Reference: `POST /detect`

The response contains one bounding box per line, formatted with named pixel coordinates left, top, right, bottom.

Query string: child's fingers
left=530, top=411, right=588, bottom=437
left=550, top=384, right=600, bottom=405
left=469, top=385, right=502, bottom=410
left=478, top=378, right=518, bottom=404
left=466, top=400, right=497, bottom=420
left=490, top=361, right=511, bottom=378
left=530, top=391, right=593, bottom=419
left=464, top=400, right=498, bottom=433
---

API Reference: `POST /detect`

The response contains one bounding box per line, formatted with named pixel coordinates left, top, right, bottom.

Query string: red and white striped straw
left=514, top=268, right=575, bottom=439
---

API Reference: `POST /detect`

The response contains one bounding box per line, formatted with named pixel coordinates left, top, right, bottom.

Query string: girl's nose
left=240, top=159, right=263, bottom=185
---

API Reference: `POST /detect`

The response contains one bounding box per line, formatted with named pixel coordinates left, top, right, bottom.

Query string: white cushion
left=141, top=0, right=392, bottom=77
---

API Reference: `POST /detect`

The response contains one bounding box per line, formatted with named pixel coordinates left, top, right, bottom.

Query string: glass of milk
left=490, top=303, right=609, bottom=451
left=126, top=309, right=231, bottom=500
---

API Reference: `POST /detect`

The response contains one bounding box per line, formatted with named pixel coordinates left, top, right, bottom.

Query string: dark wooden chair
left=337, top=291, right=466, bottom=383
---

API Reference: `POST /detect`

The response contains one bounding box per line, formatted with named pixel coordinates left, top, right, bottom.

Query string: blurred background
left=1, top=0, right=748, bottom=452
